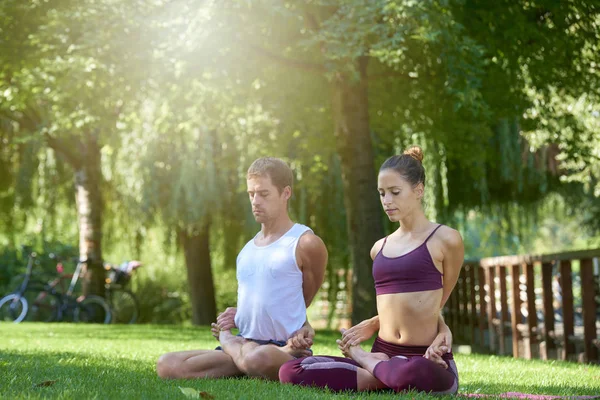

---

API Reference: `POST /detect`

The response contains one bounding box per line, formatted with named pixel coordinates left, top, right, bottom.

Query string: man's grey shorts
left=215, top=335, right=313, bottom=356
left=215, top=336, right=287, bottom=351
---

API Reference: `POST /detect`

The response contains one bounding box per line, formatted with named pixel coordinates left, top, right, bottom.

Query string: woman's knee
left=389, top=357, right=455, bottom=393
left=278, top=358, right=303, bottom=383
left=372, top=356, right=422, bottom=391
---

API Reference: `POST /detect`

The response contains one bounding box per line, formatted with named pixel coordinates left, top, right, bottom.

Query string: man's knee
left=156, top=353, right=178, bottom=379
left=242, top=347, right=282, bottom=376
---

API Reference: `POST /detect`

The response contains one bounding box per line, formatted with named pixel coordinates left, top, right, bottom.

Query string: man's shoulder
left=240, top=236, right=256, bottom=249
left=237, top=237, right=257, bottom=260
left=298, top=230, right=322, bottom=244
left=296, top=230, right=327, bottom=260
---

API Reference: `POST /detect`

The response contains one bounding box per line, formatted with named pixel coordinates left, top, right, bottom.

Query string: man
left=156, top=157, right=328, bottom=381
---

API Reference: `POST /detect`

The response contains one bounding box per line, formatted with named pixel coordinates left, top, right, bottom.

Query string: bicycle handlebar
left=49, top=253, right=85, bottom=263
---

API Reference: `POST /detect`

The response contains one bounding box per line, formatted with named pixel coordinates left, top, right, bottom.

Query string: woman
left=279, top=146, right=464, bottom=394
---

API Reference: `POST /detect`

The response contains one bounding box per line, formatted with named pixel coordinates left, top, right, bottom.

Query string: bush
left=130, top=268, right=192, bottom=324
left=213, top=267, right=238, bottom=312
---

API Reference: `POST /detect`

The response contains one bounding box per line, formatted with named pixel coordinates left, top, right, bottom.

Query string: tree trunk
left=223, top=216, right=242, bottom=270
left=74, top=135, right=105, bottom=296
left=331, top=57, right=384, bottom=324
left=179, top=222, right=217, bottom=325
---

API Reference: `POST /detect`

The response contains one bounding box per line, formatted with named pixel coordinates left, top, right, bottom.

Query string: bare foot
left=342, top=342, right=366, bottom=360
left=280, top=342, right=312, bottom=358
left=337, top=339, right=389, bottom=364
left=338, top=342, right=391, bottom=374
left=366, top=352, right=390, bottom=362
left=218, top=329, right=248, bottom=360
left=219, top=329, right=242, bottom=345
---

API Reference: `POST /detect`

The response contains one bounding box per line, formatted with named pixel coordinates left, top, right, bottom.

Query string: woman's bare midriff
left=376, top=289, right=443, bottom=346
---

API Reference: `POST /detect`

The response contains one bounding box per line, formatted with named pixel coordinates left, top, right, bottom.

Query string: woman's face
left=377, top=168, right=423, bottom=222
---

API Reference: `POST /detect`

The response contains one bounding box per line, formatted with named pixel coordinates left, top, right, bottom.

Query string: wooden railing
left=447, top=249, right=600, bottom=363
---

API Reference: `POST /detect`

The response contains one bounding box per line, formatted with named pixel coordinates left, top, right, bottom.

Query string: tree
left=111, top=61, right=285, bottom=323
left=197, top=0, right=501, bottom=322
left=0, top=0, right=158, bottom=295
left=201, top=0, right=600, bottom=322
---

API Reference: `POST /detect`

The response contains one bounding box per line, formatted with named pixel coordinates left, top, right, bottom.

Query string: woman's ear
left=415, top=182, right=425, bottom=200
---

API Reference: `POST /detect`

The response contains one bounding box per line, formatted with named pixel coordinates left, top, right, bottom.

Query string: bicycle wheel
left=74, top=295, right=111, bottom=324
left=22, top=289, right=60, bottom=322
left=0, top=294, right=28, bottom=323
left=109, top=289, right=139, bottom=324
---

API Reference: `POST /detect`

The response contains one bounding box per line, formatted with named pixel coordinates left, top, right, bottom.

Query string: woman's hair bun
left=403, top=145, right=424, bottom=163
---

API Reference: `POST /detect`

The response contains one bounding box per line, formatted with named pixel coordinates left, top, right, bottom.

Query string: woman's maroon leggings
left=279, top=337, right=458, bottom=394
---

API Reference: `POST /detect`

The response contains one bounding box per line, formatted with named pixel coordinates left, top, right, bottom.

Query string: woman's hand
left=339, top=316, right=379, bottom=348
left=336, top=330, right=353, bottom=358
left=424, top=326, right=452, bottom=369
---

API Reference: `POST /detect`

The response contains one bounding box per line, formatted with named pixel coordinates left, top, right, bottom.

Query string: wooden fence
left=447, top=249, right=600, bottom=363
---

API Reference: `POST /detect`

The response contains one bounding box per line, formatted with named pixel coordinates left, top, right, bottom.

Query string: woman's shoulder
left=370, top=237, right=388, bottom=260
left=435, top=225, right=463, bottom=249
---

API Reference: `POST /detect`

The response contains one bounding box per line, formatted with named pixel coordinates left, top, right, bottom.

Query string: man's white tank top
left=234, top=223, right=311, bottom=342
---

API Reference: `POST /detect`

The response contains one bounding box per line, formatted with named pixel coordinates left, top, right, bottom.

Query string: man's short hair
left=247, top=157, right=293, bottom=194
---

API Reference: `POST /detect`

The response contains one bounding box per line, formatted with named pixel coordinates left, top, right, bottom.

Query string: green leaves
left=179, top=387, right=199, bottom=398
left=178, top=387, right=215, bottom=399
left=33, top=379, right=57, bottom=388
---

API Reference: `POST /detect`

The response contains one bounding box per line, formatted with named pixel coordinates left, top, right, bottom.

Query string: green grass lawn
left=0, top=324, right=598, bottom=399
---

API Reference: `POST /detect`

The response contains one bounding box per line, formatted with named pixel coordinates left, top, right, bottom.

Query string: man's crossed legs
left=156, top=330, right=310, bottom=381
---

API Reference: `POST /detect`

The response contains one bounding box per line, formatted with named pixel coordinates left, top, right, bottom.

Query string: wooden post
left=445, top=290, right=452, bottom=333
left=450, top=285, right=459, bottom=336
left=541, top=261, right=556, bottom=360
left=486, top=266, right=497, bottom=353
left=478, top=266, right=488, bottom=349
left=455, top=285, right=461, bottom=337
left=469, top=265, right=478, bottom=346
left=510, top=264, right=521, bottom=358
left=454, top=268, right=465, bottom=342
left=525, top=262, right=539, bottom=359
left=560, top=260, right=575, bottom=360
left=498, top=266, right=509, bottom=355
left=580, top=258, right=598, bottom=363
left=460, top=267, right=470, bottom=342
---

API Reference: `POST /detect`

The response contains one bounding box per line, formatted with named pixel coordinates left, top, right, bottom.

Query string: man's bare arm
left=297, top=232, right=328, bottom=307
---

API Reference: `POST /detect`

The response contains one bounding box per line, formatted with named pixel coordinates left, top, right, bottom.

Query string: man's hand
left=340, top=317, right=378, bottom=348
left=211, top=307, right=237, bottom=340
left=287, top=324, right=315, bottom=350
left=217, top=307, right=237, bottom=330
left=424, top=326, right=453, bottom=369
left=210, top=323, right=220, bottom=340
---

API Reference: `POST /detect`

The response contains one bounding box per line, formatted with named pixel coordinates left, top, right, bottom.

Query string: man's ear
left=284, top=186, right=292, bottom=201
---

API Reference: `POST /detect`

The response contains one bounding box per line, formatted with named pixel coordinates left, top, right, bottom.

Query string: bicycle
left=0, top=253, right=45, bottom=323
left=15, top=257, right=112, bottom=324
left=104, top=261, right=142, bottom=324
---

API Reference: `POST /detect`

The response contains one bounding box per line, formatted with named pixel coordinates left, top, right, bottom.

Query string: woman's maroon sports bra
left=373, top=224, right=444, bottom=295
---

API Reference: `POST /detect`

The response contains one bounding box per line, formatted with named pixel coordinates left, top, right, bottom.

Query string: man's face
left=247, top=175, right=290, bottom=223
